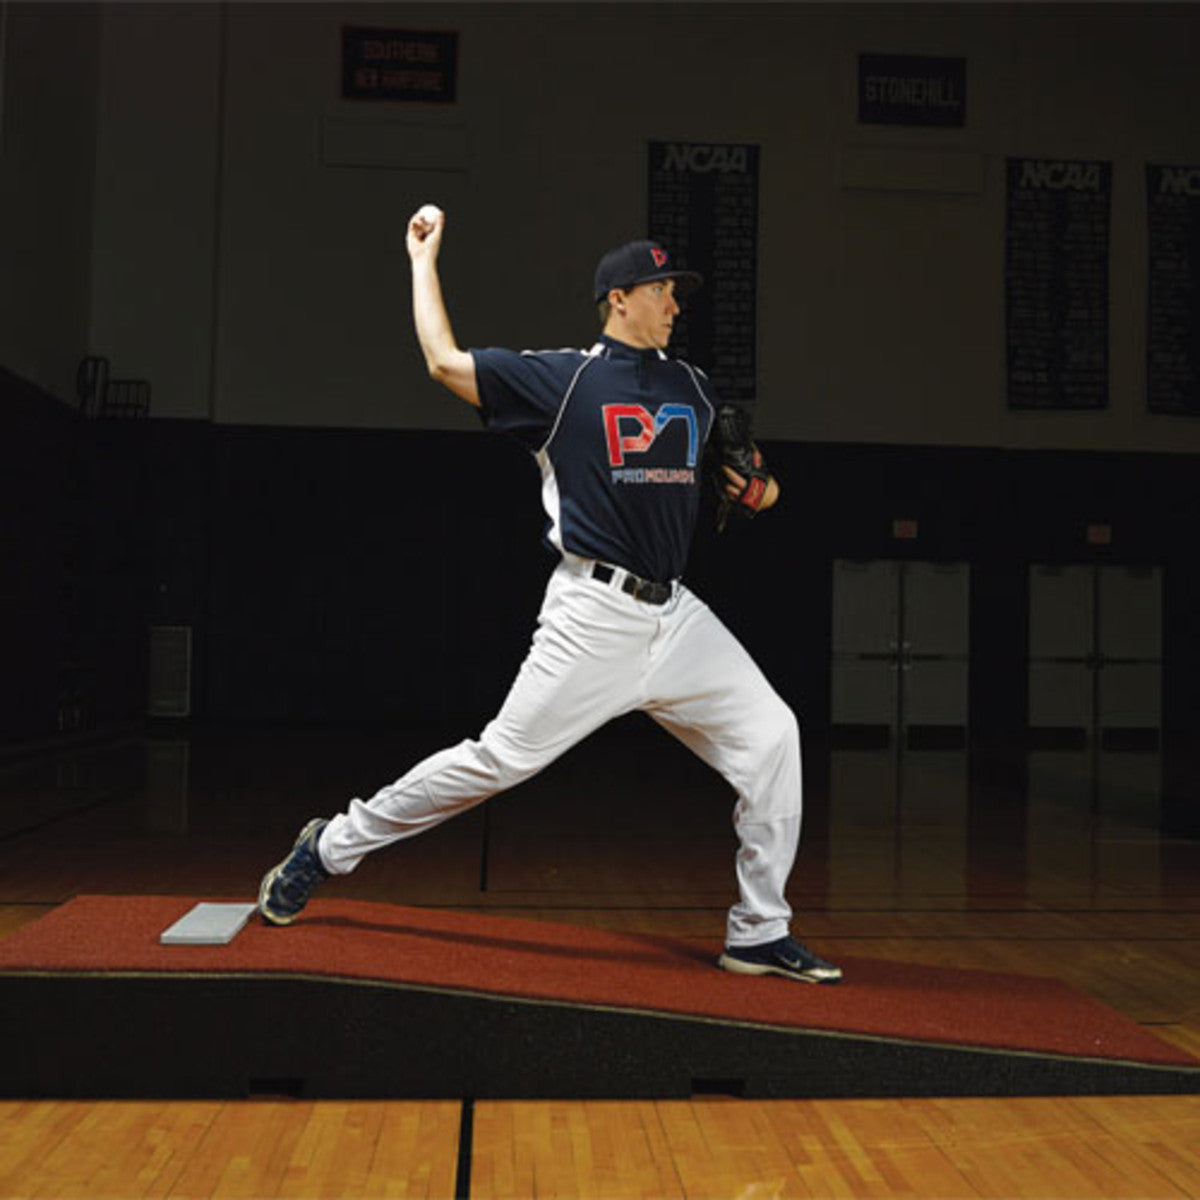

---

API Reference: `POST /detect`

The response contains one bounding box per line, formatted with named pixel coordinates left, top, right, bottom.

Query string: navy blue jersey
left=472, top=334, right=720, bottom=582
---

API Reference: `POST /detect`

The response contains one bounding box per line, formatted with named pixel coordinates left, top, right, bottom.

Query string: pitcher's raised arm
left=407, top=204, right=479, bottom=408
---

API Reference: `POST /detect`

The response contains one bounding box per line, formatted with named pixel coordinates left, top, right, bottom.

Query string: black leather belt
left=591, top=562, right=673, bottom=605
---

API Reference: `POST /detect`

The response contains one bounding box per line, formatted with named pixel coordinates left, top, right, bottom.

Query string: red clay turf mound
left=0, top=894, right=1193, bottom=1069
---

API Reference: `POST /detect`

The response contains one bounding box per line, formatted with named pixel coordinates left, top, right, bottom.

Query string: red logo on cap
left=651, top=248, right=668, bottom=268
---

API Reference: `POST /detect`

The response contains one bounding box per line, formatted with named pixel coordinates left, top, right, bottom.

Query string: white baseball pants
left=319, top=556, right=802, bottom=947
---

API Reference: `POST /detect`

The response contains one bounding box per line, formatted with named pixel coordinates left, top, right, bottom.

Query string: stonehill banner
left=1005, top=157, right=1111, bottom=410
left=858, top=53, right=966, bottom=128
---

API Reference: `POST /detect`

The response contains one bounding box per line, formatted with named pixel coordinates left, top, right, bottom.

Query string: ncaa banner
left=1147, top=165, right=1200, bottom=415
left=647, top=142, right=759, bottom=404
left=1005, top=157, right=1111, bottom=410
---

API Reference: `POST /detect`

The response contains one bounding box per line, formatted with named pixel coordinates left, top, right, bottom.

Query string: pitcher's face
left=612, top=279, right=681, bottom=349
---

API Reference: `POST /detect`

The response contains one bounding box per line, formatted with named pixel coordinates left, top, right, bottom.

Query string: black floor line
left=455, top=1096, right=475, bottom=1200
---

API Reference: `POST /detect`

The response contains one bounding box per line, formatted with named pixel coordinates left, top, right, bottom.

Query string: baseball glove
left=708, top=404, right=771, bottom=532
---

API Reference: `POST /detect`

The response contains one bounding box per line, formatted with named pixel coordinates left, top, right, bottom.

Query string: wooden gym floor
left=0, top=721, right=1197, bottom=1198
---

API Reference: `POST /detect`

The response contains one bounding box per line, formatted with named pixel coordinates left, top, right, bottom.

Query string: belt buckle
left=631, top=576, right=669, bottom=605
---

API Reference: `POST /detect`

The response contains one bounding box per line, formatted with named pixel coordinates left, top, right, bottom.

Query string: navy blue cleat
left=718, top=935, right=842, bottom=984
left=257, top=818, right=330, bottom=926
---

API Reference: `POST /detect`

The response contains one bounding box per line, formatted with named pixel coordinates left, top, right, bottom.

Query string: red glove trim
left=739, top=476, right=768, bottom=513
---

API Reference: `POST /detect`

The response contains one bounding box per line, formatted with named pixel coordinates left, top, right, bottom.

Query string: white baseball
left=416, top=204, right=442, bottom=226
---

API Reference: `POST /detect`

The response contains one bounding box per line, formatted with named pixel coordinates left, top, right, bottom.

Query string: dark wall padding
left=4, top=368, right=1200, bottom=742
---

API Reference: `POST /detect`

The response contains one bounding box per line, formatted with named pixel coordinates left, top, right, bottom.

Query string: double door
left=1027, top=564, right=1162, bottom=744
left=831, top=560, right=970, bottom=746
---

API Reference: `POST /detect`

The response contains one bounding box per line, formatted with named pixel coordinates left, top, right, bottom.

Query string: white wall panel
left=76, top=2, right=1200, bottom=449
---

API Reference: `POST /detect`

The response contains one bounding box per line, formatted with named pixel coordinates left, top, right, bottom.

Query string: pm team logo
left=650, top=247, right=669, bottom=268
left=603, top=403, right=698, bottom=485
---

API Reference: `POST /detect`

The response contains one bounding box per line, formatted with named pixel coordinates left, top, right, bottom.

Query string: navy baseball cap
left=593, top=240, right=703, bottom=303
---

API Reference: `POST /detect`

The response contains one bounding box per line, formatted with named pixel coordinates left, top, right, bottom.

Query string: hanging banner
left=647, top=141, right=759, bottom=403
left=1005, top=157, right=1111, bottom=410
left=1146, top=164, right=1200, bottom=415
left=341, top=27, right=458, bottom=103
left=858, top=54, right=966, bottom=128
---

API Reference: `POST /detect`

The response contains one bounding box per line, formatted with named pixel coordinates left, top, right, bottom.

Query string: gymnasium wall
left=4, top=3, right=1200, bottom=746
left=0, top=370, right=150, bottom=740
left=76, top=1, right=1200, bottom=450
left=0, top=3, right=99, bottom=405
left=4, top=366, right=1200, bottom=743
left=187, top=427, right=1200, bottom=739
